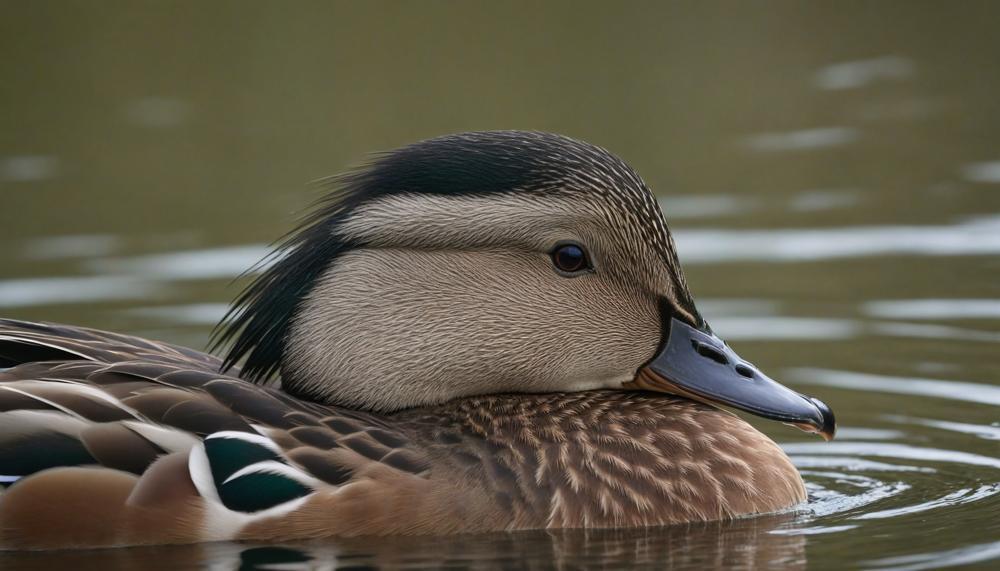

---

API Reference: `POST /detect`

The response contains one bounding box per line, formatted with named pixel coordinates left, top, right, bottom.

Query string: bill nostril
left=735, top=364, right=755, bottom=379
left=692, top=340, right=729, bottom=365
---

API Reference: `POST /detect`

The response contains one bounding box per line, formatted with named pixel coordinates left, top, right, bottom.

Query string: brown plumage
left=0, top=319, right=803, bottom=549
left=0, top=131, right=828, bottom=549
left=0, top=320, right=804, bottom=548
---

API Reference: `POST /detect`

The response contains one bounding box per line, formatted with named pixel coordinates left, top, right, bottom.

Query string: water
left=1, top=2, right=998, bottom=569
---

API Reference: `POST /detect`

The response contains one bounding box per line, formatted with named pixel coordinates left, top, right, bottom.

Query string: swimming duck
left=0, top=131, right=835, bottom=549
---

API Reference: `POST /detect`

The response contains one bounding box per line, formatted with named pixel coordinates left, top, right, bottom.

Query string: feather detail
left=0, top=317, right=805, bottom=549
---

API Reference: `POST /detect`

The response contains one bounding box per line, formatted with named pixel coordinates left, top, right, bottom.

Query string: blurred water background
left=2, top=1, right=999, bottom=569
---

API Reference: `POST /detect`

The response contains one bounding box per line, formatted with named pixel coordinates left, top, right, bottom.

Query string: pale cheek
left=290, top=248, right=660, bottom=406
left=529, top=289, right=658, bottom=387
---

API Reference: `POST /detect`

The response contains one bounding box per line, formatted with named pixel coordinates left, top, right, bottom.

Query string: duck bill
left=628, top=317, right=836, bottom=440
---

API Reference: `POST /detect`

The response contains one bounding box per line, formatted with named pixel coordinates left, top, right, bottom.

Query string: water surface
left=1, top=2, right=998, bottom=569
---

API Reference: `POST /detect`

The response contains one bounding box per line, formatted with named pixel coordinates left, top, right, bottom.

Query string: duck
left=0, top=130, right=835, bottom=550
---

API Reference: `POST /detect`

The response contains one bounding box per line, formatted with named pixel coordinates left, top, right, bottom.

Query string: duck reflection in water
left=0, top=513, right=807, bottom=570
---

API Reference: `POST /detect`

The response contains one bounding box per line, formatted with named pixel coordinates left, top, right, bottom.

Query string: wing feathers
left=0, top=431, right=96, bottom=477
left=203, top=432, right=284, bottom=487
left=79, top=423, right=165, bottom=475
left=0, top=319, right=437, bottom=548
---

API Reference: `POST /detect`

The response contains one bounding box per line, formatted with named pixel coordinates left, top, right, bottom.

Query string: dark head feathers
left=211, top=131, right=689, bottom=383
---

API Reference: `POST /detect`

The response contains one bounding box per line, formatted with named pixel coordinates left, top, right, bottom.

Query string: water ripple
left=792, top=456, right=934, bottom=473
left=863, top=539, right=1000, bottom=571
left=126, top=303, right=231, bottom=325
left=813, top=56, right=914, bottom=90
left=0, top=275, right=166, bottom=308
left=787, top=368, right=1000, bottom=406
left=885, top=415, right=1000, bottom=441
left=675, top=215, right=1000, bottom=263
left=784, top=442, right=1000, bottom=470
left=712, top=317, right=1000, bottom=343
left=863, top=298, right=1000, bottom=320
left=84, top=244, right=271, bottom=280
left=961, top=161, right=1000, bottom=184
left=743, top=127, right=860, bottom=152
left=801, top=471, right=910, bottom=517
left=855, top=484, right=1000, bottom=520
left=21, top=234, right=120, bottom=260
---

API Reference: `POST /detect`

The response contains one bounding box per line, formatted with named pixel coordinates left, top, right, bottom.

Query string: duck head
left=216, top=131, right=835, bottom=439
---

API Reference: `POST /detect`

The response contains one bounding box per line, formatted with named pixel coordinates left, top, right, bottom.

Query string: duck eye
left=551, top=243, right=590, bottom=275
